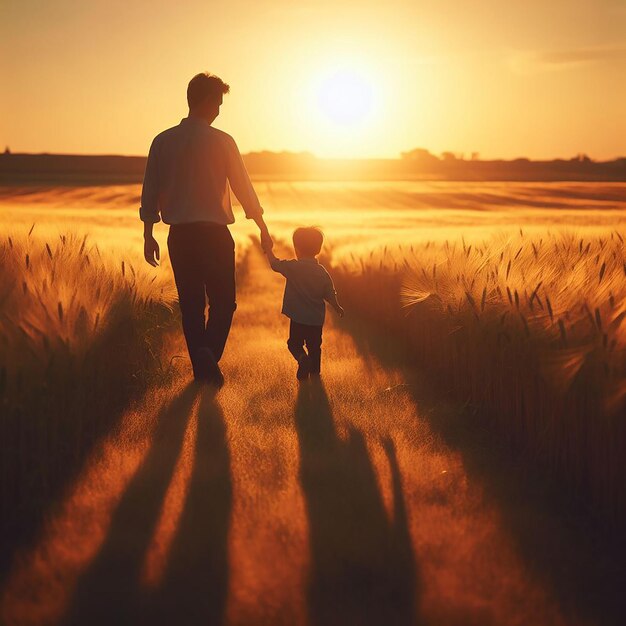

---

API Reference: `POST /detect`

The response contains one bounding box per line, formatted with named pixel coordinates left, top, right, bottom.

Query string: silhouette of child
left=263, top=227, right=344, bottom=380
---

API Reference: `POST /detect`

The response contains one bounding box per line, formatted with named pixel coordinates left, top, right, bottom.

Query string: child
left=263, top=226, right=344, bottom=380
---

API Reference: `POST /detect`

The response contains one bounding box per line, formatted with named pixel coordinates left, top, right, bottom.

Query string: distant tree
left=3, top=146, right=10, bottom=155
left=441, top=151, right=458, bottom=162
left=571, top=153, right=592, bottom=163
left=470, top=152, right=480, bottom=161
left=401, top=148, right=439, bottom=162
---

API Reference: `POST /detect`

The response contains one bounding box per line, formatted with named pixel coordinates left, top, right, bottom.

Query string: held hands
left=253, top=214, right=273, bottom=253
left=261, top=228, right=274, bottom=253
left=144, top=235, right=160, bottom=267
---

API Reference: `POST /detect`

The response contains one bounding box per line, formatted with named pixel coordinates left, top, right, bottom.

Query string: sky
left=1, top=0, right=625, bottom=159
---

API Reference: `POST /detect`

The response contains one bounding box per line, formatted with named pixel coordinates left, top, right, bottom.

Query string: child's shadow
left=295, top=379, right=419, bottom=626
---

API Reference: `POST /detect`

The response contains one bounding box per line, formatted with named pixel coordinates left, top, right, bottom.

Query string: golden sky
left=1, top=0, right=625, bottom=159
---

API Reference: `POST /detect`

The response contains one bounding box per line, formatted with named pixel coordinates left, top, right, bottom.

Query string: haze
left=1, top=0, right=625, bottom=159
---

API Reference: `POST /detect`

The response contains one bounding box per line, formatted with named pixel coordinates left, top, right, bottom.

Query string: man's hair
left=293, top=226, right=324, bottom=257
left=187, top=72, right=230, bottom=108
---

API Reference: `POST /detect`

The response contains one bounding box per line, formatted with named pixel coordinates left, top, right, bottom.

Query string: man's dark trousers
left=167, top=222, right=236, bottom=378
left=287, top=320, right=323, bottom=374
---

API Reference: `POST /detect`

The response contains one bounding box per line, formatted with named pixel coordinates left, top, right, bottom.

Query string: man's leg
left=305, top=326, right=323, bottom=374
left=167, top=227, right=207, bottom=379
left=203, top=226, right=237, bottom=362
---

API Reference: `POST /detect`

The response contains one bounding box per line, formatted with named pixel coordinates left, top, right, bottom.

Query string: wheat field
left=1, top=181, right=625, bottom=626
left=333, top=229, right=626, bottom=525
left=0, top=230, right=178, bottom=568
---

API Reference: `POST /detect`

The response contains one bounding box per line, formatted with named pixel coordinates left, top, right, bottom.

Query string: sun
left=316, top=69, right=375, bottom=127
left=296, top=59, right=386, bottom=157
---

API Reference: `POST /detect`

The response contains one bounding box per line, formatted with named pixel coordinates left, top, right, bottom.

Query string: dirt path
left=0, top=246, right=609, bottom=626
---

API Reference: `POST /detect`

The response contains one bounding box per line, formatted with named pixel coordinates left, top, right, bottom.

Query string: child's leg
left=287, top=320, right=307, bottom=361
left=305, top=326, right=323, bottom=374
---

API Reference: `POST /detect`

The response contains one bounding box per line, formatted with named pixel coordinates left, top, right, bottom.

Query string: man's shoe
left=196, top=347, right=225, bottom=388
left=296, top=354, right=310, bottom=381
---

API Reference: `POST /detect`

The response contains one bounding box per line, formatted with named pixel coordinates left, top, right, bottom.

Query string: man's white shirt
left=140, top=116, right=263, bottom=225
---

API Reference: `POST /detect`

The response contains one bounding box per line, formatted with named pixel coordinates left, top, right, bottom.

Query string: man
left=140, top=72, right=272, bottom=386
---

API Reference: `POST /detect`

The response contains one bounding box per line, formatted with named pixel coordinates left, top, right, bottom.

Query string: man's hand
left=253, top=214, right=273, bottom=252
left=144, top=235, right=160, bottom=267
left=261, top=228, right=273, bottom=253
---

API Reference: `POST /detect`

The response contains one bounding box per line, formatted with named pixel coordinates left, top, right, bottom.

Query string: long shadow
left=0, top=312, right=176, bottom=583
left=144, top=386, right=232, bottom=626
left=295, top=379, right=419, bottom=626
left=64, top=383, right=200, bottom=626
left=341, top=317, right=626, bottom=626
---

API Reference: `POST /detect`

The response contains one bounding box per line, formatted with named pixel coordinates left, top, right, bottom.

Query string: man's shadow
left=65, top=384, right=232, bottom=626
left=295, top=379, right=419, bottom=626
left=146, top=385, right=232, bottom=626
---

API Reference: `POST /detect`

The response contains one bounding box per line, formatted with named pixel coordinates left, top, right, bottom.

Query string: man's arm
left=140, top=138, right=161, bottom=266
left=225, top=135, right=273, bottom=250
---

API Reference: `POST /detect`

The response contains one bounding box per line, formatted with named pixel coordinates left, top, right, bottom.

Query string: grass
left=1, top=182, right=626, bottom=623
left=0, top=229, right=178, bottom=574
left=2, top=243, right=625, bottom=626
left=332, top=229, right=626, bottom=529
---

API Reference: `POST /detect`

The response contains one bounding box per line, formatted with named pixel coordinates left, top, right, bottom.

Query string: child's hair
left=293, top=226, right=324, bottom=257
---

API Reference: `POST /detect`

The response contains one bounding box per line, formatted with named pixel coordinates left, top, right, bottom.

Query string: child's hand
left=336, top=305, right=345, bottom=318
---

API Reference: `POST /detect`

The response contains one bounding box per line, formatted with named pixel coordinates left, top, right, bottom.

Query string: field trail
left=2, top=246, right=606, bottom=626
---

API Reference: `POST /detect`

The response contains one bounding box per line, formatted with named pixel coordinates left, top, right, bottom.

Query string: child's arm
left=262, top=237, right=284, bottom=273
left=324, top=276, right=345, bottom=317
left=263, top=243, right=278, bottom=263
left=327, top=292, right=345, bottom=317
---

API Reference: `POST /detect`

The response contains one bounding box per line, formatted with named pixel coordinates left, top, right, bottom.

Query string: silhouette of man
left=140, top=72, right=272, bottom=386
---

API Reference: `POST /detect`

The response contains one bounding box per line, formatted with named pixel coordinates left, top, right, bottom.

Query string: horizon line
left=2, top=149, right=625, bottom=164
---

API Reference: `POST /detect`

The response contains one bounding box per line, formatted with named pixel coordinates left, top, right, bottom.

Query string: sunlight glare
left=317, top=69, right=374, bottom=127
left=298, top=60, right=386, bottom=157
